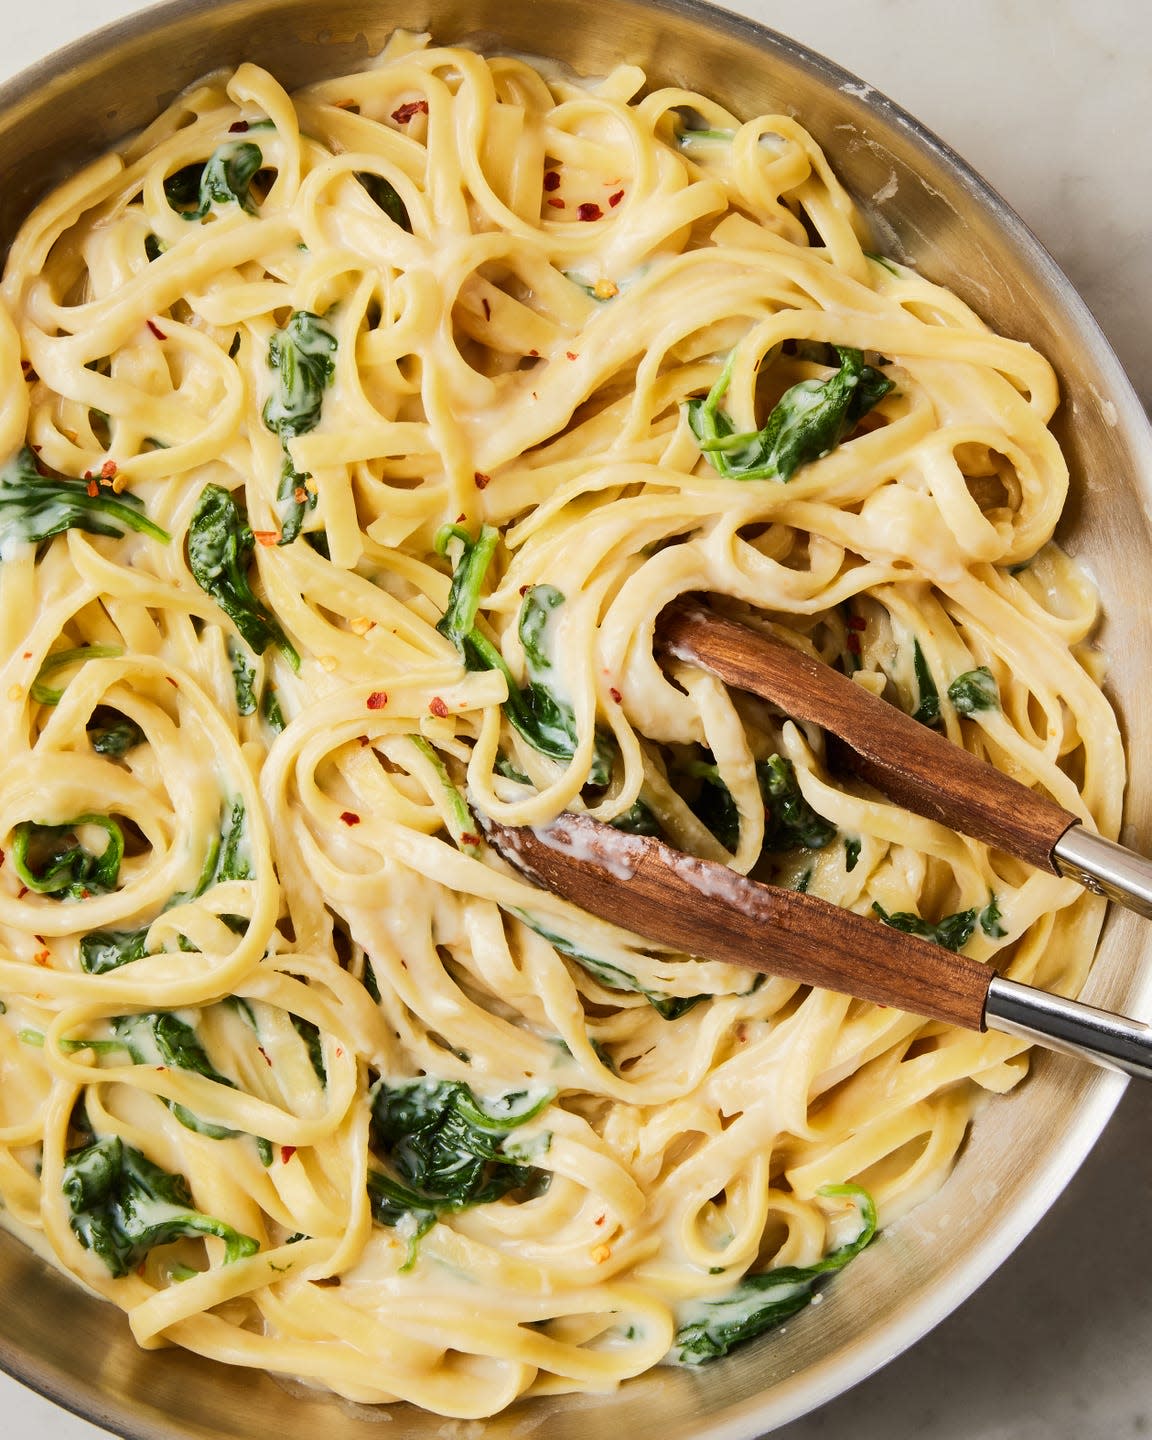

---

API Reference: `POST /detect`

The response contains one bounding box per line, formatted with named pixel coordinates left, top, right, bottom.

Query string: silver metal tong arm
left=1054, top=825, right=1152, bottom=922
left=986, top=976, right=1152, bottom=1080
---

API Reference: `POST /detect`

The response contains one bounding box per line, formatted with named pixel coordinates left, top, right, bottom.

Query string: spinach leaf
left=62, top=1134, right=259, bottom=1277
left=610, top=797, right=662, bottom=837
left=80, top=928, right=149, bottom=974
left=262, top=311, right=337, bottom=545
left=0, top=447, right=170, bottom=560
left=290, top=1014, right=326, bottom=1085
left=88, top=710, right=146, bottom=757
left=78, top=798, right=251, bottom=968
left=980, top=892, right=1007, bottom=939
left=844, top=836, right=861, bottom=872
left=11, top=815, right=123, bottom=900
left=357, top=172, right=411, bottom=230
left=261, top=683, right=285, bottom=733
left=947, top=665, right=999, bottom=716
left=687, top=348, right=892, bottom=482
left=31, top=645, right=123, bottom=705
left=187, top=484, right=299, bottom=668
left=911, top=638, right=940, bottom=726
left=872, top=900, right=977, bottom=953
left=435, top=528, right=612, bottom=783
left=515, top=910, right=704, bottom=1020
left=408, top=735, right=481, bottom=856
left=165, top=141, right=263, bottom=220
left=229, top=641, right=257, bottom=716
left=685, top=755, right=835, bottom=856
left=760, top=755, right=836, bottom=851
left=672, top=1184, right=876, bottom=1364
left=111, top=1011, right=242, bottom=1138
left=368, top=1079, right=553, bottom=1265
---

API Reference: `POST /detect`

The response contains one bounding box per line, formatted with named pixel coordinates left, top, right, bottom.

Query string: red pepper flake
left=281, top=1145, right=296, bottom=1163
left=86, top=479, right=99, bottom=498
left=847, top=615, right=866, bottom=632
left=335, top=1046, right=344, bottom=1058
left=459, top=832, right=482, bottom=849
left=519, top=584, right=530, bottom=596
left=546, top=196, right=565, bottom=209
left=429, top=696, right=449, bottom=719
left=31, top=444, right=41, bottom=453
left=456, top=512, right=466, bottom=523
left=21, top=652, right=30, bottom=659
left=609, top=687, right=622, bottom=704
left=253, top=530, right=279, bottom=546
left=595, top=1213, right=606, bottom=1227
left=100, top=459, right=118, bottom=480
left=146, top=319, right=166, bottom=340
left=33, top=948, right=50, bottom=966
left=340, top=811, right=361, bottom=826
left=391, top=99, right=429, bottom=124
left=566, top=351, right=578, bottom=361
left=847, top=633, right=862, bottom=655
left=528, top=349, right=539, bottom=358
left=473, top=471, right=491, bottom=490
left=80, top=889, right=90, bottom=900
left=481, top=297, right=491, bottom=321
left=577, top=202, right=603, bottom=222
left=366, top=691, right=388, bottom=710
left=543, top=170, right=561, bottom=192
left=83, top=470, right=93, bottom=481
left=229, top=119, right=250, bottom=133
left=293, top=486, right=308, bottom=504
left=358, top=735, right=370, bottom=747
left=166, top=676, right=179, bottom=688
left=17, top=885, right=28, bottom=900
left=258, top=1045, right=273, bottom=1067
left=608, top=189, right=624, bottom=208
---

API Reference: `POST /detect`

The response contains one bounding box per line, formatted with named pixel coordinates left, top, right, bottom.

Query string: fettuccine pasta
left=0, top=32, right=1122, bottom=1417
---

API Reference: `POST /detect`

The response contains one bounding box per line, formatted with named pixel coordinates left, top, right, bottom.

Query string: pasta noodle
left=0, top=31, right=1123, bottom=1416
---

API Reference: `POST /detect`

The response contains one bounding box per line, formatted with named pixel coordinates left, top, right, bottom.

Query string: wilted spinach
left=11, top=815, right=123, bottom=900
left=671, top=1184, right=876, bottom=1364
left=947, top=666, right=999, bottom=716
left=0, top=447, right=170, bottom=561
left=687, top=348, right=892, bottom=482
left=164, top=141, right=263, bottom=220
left=62, top=1133, right=258, bottom=1277
left=262, top=310, right=337, bottom=544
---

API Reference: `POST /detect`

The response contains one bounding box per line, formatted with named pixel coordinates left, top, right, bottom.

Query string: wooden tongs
left=480, top=599, right=1152, bottom=1079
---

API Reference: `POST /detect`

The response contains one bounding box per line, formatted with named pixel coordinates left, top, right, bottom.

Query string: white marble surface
left=1, top=2, right=1149, bottom=1436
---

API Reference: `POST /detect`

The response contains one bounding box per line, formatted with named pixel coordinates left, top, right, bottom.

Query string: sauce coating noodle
left=0, top=32, right=1122, bottom=1416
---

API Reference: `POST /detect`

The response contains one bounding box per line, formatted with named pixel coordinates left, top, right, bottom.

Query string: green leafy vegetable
left=187, top=484, right=299, bottom=668
left=947, top=666, right=999, bottom=716
left=687, top=347, right=892, bottom=482
left=164, top=141, right=263, bottom=220
left=671, top=1184, right=876, bottom=1364
left=357, top=171, right=411, bottom=230
left=11, top=815, right=123, bottom=900
left=110, top=1011, right=241, bottom=1138
left=31, top=645, right=123, bottom=706
left=610, top=797, right=662, bottom=836
left=516, top=910, right=703, bottom=1020
left=290, top=1014, right=326, bottom=1086
left=229, top=641, right=257, bottom=716
left=79, top=928, right=150, bottom=974
left=368, top=1079, right=552, bottom=1264
left=407, top=735, right=481, bottom=856
left=435, top=528, right=612, bottom=783
left=261, top=684, right=285, bottom=733
left=62, top=1134, right=258, bottom=1277
left=262, top=311, right=338, bottom=545
left=144, top=233, right=165, bottom=262
left=844, top=836, right=861, bottom=872
left=911, top=638, right=940, bottom=727
left=686, top=755, right=835, bottom=856
left=980, top=892, right=1007, bottom=939
left=872, top=900, right=977, bottom=953
left=0, top=447, right=170, bottom=560
left=88, top=709, right=146, bottom=757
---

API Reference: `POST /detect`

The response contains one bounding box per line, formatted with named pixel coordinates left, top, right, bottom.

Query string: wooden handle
left=657, top=599, right=1078, bottom=873
left=483, top=812, right=993, bottom=1030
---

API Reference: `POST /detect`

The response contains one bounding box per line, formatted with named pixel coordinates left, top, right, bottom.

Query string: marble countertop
left=2, top=2, right=1149, bottom=1436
